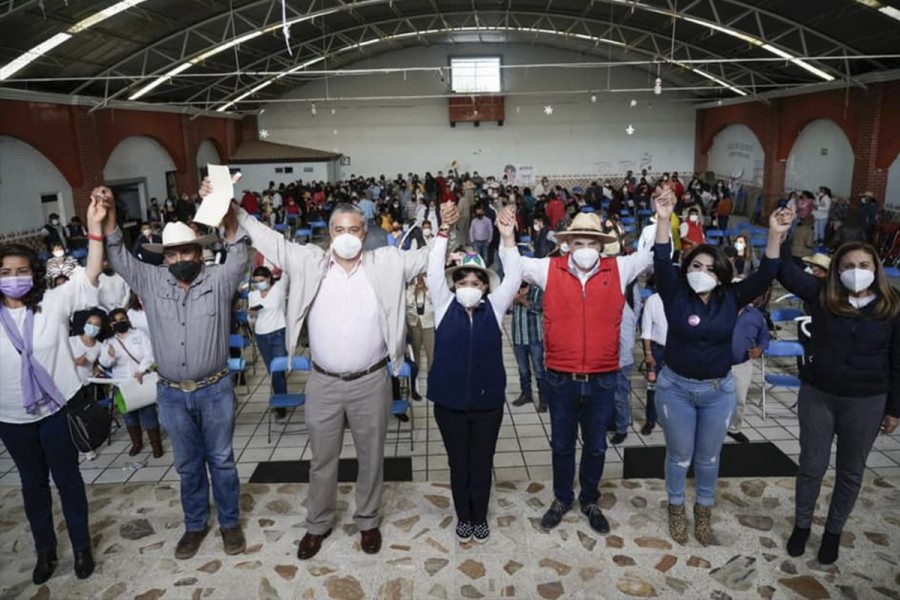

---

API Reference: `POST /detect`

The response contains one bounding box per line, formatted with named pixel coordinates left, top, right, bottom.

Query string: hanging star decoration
left=543, top=105, right=554, bottom=115
left=259, top=129, right=270, bottom=139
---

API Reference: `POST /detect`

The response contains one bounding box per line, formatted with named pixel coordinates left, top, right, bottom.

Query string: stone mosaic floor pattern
left=1, top=474, right=898, bottom=599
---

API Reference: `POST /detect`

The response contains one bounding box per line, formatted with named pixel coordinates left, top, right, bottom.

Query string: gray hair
left=329, top=202, right=368, bottom=232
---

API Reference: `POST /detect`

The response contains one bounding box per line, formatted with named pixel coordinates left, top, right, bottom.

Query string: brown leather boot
left=126, top=425, right=143, bottom=456
left=147, top=427, right=164, bottom=458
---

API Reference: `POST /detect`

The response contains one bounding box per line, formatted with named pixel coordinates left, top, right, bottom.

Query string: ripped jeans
left=654, top=366, right=736, bottom=507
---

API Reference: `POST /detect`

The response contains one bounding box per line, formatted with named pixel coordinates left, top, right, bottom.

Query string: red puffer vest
left=543, top=255, right=624, bottom=373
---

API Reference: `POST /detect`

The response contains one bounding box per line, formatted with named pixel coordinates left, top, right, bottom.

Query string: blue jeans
left=513, top=342, right=546, bottom=397
left=157, top=376, right=240, bottom=531
left=473, top=241, right=490, bottom=263
left=256, top=328, right=287, bottom=394
left=814, top=218, right=827, bottom=243
left=613, top=364, right=633, bottom=433
left=645, top=342, right=665, bottom=425
left=545, top=370, right=617, bottom=507
left=123, top=403, right=159, bottom=428
left=654, top=366, right=736, bottom=507
left=0, top=405, right=90, bottom=553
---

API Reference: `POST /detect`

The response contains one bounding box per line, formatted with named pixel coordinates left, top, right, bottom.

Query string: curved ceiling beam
left=67, top=0, right=856, bottom=104
left=177, top=9, right=782, bottom=111
left=211, top=26, right=754, bottom=112
left=69, top=0, right=398, bottom=96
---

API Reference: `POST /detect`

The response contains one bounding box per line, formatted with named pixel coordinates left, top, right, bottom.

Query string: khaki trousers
left=729, top=359, right=754, bottom=432
left=304, top=368, right=391, bottom=534
left=409, top=322, right=435, bottom=371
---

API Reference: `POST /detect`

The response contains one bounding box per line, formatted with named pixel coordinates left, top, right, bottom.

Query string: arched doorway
left=104, top=136, right=177, bottom=227
left=196, top=139, right=223, bottom=183
left=784, top=119, right=854, bottom=198
left=0, top=135, right=74, bottom=235
left=885, top=153, right=900, bottom=211
left=707, top=124, right=765, bottom=216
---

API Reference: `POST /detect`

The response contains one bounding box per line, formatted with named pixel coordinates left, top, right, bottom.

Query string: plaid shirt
left=512, top=286, right=544, bottom=346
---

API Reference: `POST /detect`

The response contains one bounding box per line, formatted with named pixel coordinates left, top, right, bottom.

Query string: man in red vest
left=500, top=202, right=671, bottom=534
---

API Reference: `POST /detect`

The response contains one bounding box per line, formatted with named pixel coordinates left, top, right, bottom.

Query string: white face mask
left=142, top=229, right=152, bottom=238
left=572, top=247, right=600, bottom=270
left=422, top=228, right=432, bottom=237
left=689, top=215, right=699, bottom=223
left=734, top=241, right=746, bottom=252
left=687, top=271, right=718, bottom=294
left=840, top=268, right=875, bottom=293
left=803, top=266, right=815, bottom=275
left=331, top=233, right=363, bottom=260
left=52, top=250, right=65, bottom=258
left=560, top=242, right=570, bottom=254
left=455, top=286, right=484, bottom=308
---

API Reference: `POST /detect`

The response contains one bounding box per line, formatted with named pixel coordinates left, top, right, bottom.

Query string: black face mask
left=102, top=268, right=115, bottom=276
left=168, top=260, right=202, bottom=284
left=112, top=321, right=130, bottom=334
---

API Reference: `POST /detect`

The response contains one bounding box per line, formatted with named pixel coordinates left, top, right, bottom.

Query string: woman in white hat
left=426, top=212, right=521, bottom=545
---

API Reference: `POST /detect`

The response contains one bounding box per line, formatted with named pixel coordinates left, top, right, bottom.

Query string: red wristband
left=87, top=233, right=104, bottom=242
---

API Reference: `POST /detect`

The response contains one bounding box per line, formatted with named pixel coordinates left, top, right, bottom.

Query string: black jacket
left=779, top=242, right=900, bottom=416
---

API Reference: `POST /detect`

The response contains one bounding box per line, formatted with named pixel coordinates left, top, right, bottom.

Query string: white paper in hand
left=194, top=164, right=234, bottom=227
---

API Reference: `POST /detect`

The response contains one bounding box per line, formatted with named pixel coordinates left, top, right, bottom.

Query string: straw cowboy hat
left=444, top=250, right=501, bottom=292
left=143, top=221, right=217, bottom=254
left=554, top=212, right=618, bottom=243
left=802, top=253, right=831, bottom=271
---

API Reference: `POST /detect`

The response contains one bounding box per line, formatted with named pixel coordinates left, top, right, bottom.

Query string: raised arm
left=496, top=204, right=549, bottom=289
left=733, top=207, right=791, bottom=306
left=652, top=186, right=680, bottom=304
left=427, top=233, right=454, bottom=322
left=488, top=212, right=523, bottom=320
left=776, top=239, right=822, bottom=304
left=94, top=187, right=156, bottom=297
left=219, top=206, right=251, bottom=292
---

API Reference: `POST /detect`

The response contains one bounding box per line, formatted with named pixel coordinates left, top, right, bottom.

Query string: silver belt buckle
left=180, top=379, right=199, bottom=392
left=572, top=373, right=590, bottom=382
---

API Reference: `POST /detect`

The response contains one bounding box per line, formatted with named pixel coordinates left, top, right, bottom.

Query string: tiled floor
left=2, top=316, right=898, bottom=489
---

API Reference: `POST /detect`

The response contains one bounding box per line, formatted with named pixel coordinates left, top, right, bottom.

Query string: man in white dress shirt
left=200, top=178, right=459, bottom=560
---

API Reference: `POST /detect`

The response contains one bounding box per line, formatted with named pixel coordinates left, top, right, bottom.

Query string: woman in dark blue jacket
left=778, top=240, right=900, bottom=565
left=652, top=187, right=792, bottom=546
left=427, top=208, right=521, bottom=545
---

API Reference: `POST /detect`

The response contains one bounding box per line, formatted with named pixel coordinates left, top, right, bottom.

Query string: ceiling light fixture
left=653, top=77, right=662, bottom=95
left=626, top=124, right=635, bottom=135
left=590, top=94, right=597, bottom=103
left=311, top=102, right=317, bottom=116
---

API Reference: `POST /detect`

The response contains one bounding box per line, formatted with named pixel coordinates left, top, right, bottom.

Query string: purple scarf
left=0, top=304, right=65, bottom=414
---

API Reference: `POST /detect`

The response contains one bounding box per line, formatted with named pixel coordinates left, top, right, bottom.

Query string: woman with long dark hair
left=779, top=240, right=899, bottom=564
left=0, top=196, right=106, bottom=584
left=652, top=188, right=792, bottom=546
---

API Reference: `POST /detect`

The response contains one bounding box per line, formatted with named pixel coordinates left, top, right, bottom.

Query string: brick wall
left=0, top=100, right=244, bottom=220
left=695, top=81, right=896, bottom=218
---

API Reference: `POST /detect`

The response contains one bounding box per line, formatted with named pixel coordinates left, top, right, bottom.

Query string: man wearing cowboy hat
left=802, top=253, right=831, bottom=279
left=94, top=187, right=250, bottom=560
left=500, top=200, right=671, bottom=535
left=200, top=177, right=460, bottom=560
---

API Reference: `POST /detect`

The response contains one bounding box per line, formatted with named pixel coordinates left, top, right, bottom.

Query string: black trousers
left=433, top=404, right=504, bottom=524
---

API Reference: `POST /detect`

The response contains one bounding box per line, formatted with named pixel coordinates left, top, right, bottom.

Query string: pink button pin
left=688, top=315, right=701, bottom=327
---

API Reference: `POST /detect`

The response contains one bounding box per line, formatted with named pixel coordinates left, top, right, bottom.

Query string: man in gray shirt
left=96, top=186, right=249, bottom=561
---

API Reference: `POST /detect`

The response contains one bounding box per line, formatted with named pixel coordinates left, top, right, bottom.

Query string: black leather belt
left=312, top=357, right=388, bottom=382
left=548, top=368, right=613, bottom=382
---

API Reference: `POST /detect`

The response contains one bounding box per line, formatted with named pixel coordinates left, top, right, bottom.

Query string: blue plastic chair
left=309, top=220, right=328, bottom=239
left=619, top=209, right=631, bottom=216
left=228, top=334, right=253, bottom=394
left=519, top=235, right=532, bottom=244
left=638, top=286, right=653, bottom=300
left=706, top=229, right=726, bottom=244
left=267, top=356, right=311, bottom=442
left=581, top=206, right=597, bottom=213
left=637, top=209, right=653, bottom=218
left=387, top=361, right=415, bottom=450
left=750, top=237, right=767, bottom=248
left=294, top=228, right=313, bottom=243
left=621, top=216, right=636, bottom=226
left=273, top=223, right=289, bottom=237
left=884, top=266, right=900, bottom=278
left=624, top=225, right=636, bottom=235
left=760, top=341, right=804, bottom=419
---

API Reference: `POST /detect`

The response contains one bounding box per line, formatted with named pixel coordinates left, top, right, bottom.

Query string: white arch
left=707, top=124, right=765, bottom=188
left=784, top=119, right=854, bottom=198
left=885, top=153, right=900, bottom=210
left=0, top=135, right=74, bottom=235
left=104, top=136, right=177, bottom=221
left=196, top=139, right=222, bottom=168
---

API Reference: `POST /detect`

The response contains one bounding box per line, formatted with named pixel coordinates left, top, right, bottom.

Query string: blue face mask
left=83, top=323, right=101, bottom=338
left=253, top=281, right=270, bottom=291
